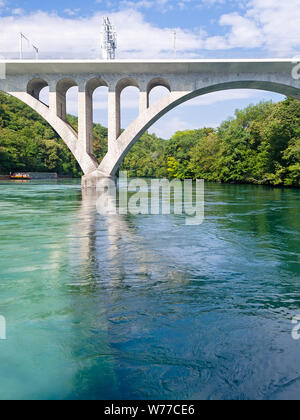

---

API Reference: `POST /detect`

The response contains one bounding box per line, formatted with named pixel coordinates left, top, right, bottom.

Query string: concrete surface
left=0, top=59, right=299, bottom=187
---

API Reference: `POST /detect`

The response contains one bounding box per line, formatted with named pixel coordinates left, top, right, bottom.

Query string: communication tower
left=101, top=17, right=117, bottom=60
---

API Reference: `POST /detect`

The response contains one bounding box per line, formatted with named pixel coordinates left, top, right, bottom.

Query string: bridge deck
left=1, top=59, right=296, bottom=75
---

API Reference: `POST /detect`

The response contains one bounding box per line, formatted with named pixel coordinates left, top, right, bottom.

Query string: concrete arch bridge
left=0, top=59, right=299, bottom=187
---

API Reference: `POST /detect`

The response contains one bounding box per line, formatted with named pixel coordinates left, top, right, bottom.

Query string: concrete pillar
left=56, top=91, right=67, bottom=120
left=49, top=90, right=57, bottom=115
left=49, top=82, right=66, bottom=120
left=108, top=88, right=120, bottom=151
left=78, top=89, right=94, bottom=156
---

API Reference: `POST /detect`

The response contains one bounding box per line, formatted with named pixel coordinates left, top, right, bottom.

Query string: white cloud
left=64, top=8, right=81, bottom=17
left=120, top=1, right=154, bottom=10
left=183, top=89, right=262, bottom=106
left=209, top=0, right=300, bottom=55
left=0, top=9, right=205, bottom=58
left=219, top=13, right=263, bottom=49
left=248, top=0, right=300, bottom=55
left=0, top=2, right=299, bottom=58
left=0, top=1, right=295, bottom=137
left=12, top=8, right=25, bottom=16
left=0, top=0, right=6, bottom=12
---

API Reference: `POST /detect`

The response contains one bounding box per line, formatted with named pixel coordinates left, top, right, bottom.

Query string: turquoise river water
left=0, top=180, right=299, bottom=400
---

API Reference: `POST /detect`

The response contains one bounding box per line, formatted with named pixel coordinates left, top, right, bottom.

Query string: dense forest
left=1, top=91, right=300, bottom=186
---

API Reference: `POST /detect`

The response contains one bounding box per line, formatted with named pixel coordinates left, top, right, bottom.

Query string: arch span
left=147, top=77, right=171, bottom=96
left=116, top=78, right=140, bottom=94
left=147, top=78, right=171, bottom=109
left=98, top=80, right=300, bottom=177
left=86, top=77, right=108, bottom=95
left=8, top=91, right=98, bottom=175
left=27, top=78, right=48, bottom=100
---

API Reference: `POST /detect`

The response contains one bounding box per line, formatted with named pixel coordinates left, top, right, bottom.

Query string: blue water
left=0, top=180, right=299, bottom=400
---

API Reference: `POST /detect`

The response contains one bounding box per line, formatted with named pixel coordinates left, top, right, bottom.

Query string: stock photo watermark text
left=291, top=56, right=300, bottom=80
left=96, top=172, right=205, bottom=226
left=292, top=315, right=300, bottom=341
left=0, top=315, right=6, bottom=340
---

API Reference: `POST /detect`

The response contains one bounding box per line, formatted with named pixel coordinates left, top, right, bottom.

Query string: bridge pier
left=108, top=88, right=121, bottom=149
left=78, top=89, right=94, bottom=157
left=82, top=170, right=116, bottom=189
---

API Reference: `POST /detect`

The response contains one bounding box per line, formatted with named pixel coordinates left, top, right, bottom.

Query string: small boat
left=9, top=173, right=32, bottom=180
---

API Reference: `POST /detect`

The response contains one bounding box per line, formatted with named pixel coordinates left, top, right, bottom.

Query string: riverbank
left=0, top=173, right=73, bottom=180
left=1, top=92, right=300, bottom=187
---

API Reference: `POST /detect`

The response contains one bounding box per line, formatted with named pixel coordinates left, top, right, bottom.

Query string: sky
left=1, top=0, right=300, bottom=137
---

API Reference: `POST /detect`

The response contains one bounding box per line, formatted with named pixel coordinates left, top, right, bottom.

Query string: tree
left=1, top=91, right=300, bottom=187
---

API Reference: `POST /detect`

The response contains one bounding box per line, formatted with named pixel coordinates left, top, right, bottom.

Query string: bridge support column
left=82, top=171, right=116, bottom=189
left=79, top=87, right=107, bottom=188
left=82, top=87, right=120, bottom=188
left=108, top=88, right=120, bottom=152
left=49, top=83, right=66, bottom=119
left=56, top=91, right=67, bottom=120
left=139, top=91, right=149, bottom=114
left=78, top=88, right=94, bottom=157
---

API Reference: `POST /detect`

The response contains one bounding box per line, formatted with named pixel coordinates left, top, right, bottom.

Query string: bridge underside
left=1, top=60, right=299, bottom=188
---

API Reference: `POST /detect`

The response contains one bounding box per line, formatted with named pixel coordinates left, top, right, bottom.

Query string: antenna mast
left=101, top=17, right=117, bottom=60
left=19, top=32, right=39, bottom=60
left=19, top=33, right=29, bottom=59
left=33, top=45, right=39, bottom=60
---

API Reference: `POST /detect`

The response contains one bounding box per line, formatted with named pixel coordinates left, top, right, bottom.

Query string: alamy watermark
left=292, top=315, right=300, bottom=341
left=291, top=56, right=300, bottom=80
left=96, top=172, right=205, bottom=226
left=0, top=315, right=6, bottom=340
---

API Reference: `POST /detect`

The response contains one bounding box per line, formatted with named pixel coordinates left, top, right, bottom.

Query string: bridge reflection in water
left=66, top=187, right=192, bottom=399
left=68, top=183, right=300, bottom=400
left=1, top=181, right=299, bottom=399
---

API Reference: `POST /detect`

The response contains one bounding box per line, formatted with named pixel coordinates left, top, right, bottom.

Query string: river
left=0, top=180, right=299, bottom=400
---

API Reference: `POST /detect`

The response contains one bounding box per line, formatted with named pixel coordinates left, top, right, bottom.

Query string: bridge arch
left=116, top=77, right=140, bottom=95
left=86, top=77, right=108, bottom=95
left=98, top=79, right=300, bottom=177
left=85, top=77, right=109, bottom=147
left=147, top=77, right=171, bottom=108
left=27, top=78, right=49, bottom=101
left=56, top=77, right=78, bottom=94
left=116, top=77, right=141, bottom=134
left=5, top=89, right=98, bottom=175
left=147, top=77, right=171, bottom=96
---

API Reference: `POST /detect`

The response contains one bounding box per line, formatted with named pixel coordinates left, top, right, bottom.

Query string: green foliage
left=0, top=92, right=108, bottom=177
left=1, top=91, right=300, bottom=187
left=121, top=132, right=168, bottom=178
left=0, top=92, right=80, bottom=176
left=188, top=131, right=221, bottom=181
left=124, top=98, right=300, bottom=187
left=122, top=98, right=300, bottom=186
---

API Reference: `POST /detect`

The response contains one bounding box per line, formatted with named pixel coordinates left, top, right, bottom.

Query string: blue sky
left=1, top=0, right=300, bottom=137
